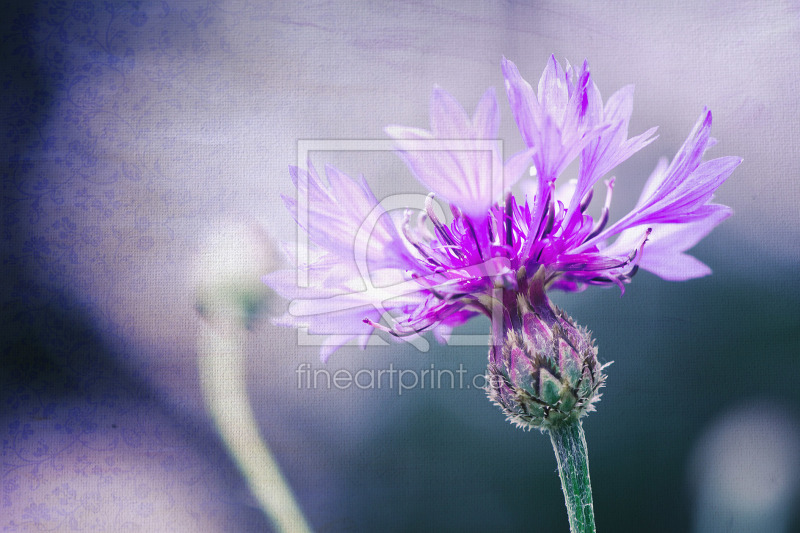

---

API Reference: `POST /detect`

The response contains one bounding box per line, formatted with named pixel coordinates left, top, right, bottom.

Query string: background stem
left=198, top=311, right=313, bottom=533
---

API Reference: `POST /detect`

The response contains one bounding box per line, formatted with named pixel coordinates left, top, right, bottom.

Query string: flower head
left=267, top=56, right=740, bottom=367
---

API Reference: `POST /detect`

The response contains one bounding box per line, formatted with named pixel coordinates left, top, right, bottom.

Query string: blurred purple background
left=3, top=1, right=799, bottom=531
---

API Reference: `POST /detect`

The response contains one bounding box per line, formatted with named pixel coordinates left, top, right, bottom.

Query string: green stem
left=548, top=420, right=596, bottom=533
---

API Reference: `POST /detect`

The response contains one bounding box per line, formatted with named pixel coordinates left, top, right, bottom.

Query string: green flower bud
left=486, top=294, right=608, bottom=431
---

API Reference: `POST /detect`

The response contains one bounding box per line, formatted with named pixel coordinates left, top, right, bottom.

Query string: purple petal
left=603, top=85, right=635, bottom=131
left=430, top=85, right=472, bottom=138
left=602, top=205, right=732, bottom=281
left=637, top=157, right=670, bottom=205
left=503, top=147, right=537, bottom=190
left=538, top=54, right=568, bottom=114
left=501, top=57, right=538, bottom=148
left=473, top=87, right=499, bottom=138
left=388, top=87, right=509, bottom=218
left=283, top=164, right=409, bottom=269
left=639, top=253, right=712, bottom=282
left=644, top=156, right=741, bottom=224
left=658, top=109, right=713, bottom=194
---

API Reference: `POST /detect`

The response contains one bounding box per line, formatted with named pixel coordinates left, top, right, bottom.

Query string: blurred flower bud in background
left=194, top=217, right=279, bottom=327
left=690, top=401, right=800, bottom=533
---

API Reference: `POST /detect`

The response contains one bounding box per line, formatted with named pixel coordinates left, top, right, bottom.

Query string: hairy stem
left=549, top=420, right=596, bottom=533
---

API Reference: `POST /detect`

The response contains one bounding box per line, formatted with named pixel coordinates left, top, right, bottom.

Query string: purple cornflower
left=266, top=56, right=740, bottom=363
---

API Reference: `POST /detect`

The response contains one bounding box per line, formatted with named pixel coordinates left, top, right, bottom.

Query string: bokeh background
left=2, top=1, right=800, bottom=531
